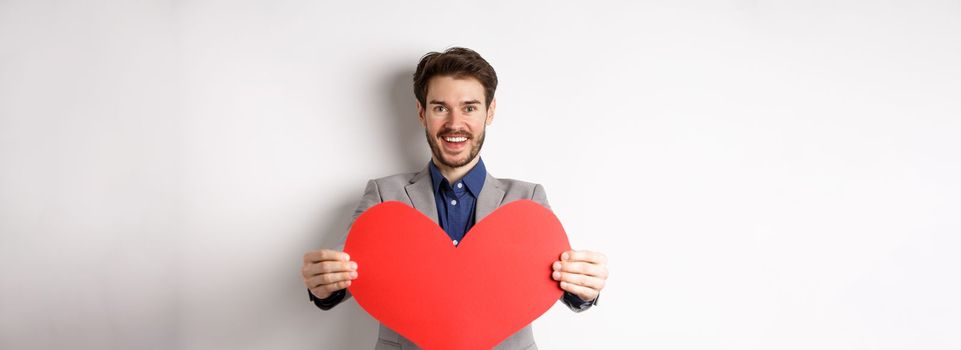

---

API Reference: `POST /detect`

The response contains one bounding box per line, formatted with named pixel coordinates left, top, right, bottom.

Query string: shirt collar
left=428, top=157, right=486, bottom=197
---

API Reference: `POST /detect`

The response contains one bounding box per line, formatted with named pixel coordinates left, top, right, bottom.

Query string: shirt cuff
left=562, top=291, right=598, bottom=312
left=308, top=288, right=346, bottom=310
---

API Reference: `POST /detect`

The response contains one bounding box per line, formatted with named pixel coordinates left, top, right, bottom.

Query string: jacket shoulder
left=371, top=171, right=420, bottom=186
left=365, top=170, right=424, bottom=203
left=494, top=177, right=541, bottom=192
left=491, top=176, right=550, bottom=209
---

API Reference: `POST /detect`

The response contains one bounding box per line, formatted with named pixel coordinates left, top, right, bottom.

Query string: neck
left=431, top=156, right=480, bottom=184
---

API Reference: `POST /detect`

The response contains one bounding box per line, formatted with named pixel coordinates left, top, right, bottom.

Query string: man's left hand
left=552, top=250, right=608, bottom=302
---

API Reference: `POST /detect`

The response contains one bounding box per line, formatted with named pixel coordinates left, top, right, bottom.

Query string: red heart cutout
left=344, top=199, right=571, bottom=349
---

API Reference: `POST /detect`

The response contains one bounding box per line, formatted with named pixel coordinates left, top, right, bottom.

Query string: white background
left=1, top=0, right=959, bottom=349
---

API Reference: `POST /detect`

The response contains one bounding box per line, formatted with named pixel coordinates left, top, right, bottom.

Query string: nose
left=443, top=109, right=469, bottom=128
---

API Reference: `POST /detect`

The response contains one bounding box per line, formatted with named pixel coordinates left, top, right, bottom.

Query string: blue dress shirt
left=428, top=159, right=486, bottom=246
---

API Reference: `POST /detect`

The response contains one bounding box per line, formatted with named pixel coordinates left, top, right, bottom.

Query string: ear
left=486, top=98, right=496, bottom=126
left=416, top=100, right=427, bottom=127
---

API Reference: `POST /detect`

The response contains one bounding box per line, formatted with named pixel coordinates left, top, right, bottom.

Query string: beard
left=425, top=126, right=486, bottom=168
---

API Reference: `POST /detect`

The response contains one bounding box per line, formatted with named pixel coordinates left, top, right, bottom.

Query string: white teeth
left=444, top=136, right=467, bottom=142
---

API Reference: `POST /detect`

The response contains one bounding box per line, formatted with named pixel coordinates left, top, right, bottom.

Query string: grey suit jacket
left=326, top=166, right=587, bottom=349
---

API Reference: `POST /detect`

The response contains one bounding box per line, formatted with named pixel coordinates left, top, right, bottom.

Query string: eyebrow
left=429, top=99, right=482, bottom=106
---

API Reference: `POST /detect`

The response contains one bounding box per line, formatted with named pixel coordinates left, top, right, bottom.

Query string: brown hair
left=413, top=47, right=498, bottom=109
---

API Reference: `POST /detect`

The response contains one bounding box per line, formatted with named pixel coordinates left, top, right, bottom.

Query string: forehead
left=426, top=75, right=485, bottom=101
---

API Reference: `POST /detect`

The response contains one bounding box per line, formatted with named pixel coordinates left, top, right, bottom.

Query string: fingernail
left=343, top=254, right=350, bottom=261
left=349, top=271, right=357, bottom=278
left=552, top=271, right=560, bottom=280
left=553, top=262, right=561, bottom=270
left=561, top=253, right=569, bottom=261
left=350, top=262, right=358, bottom=269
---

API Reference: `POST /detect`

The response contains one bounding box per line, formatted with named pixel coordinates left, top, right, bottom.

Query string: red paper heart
left=344, top=199, right=571, bottom=350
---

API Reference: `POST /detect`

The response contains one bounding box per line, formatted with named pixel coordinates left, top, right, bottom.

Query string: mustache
left=437, top=128, right=472, bottom=139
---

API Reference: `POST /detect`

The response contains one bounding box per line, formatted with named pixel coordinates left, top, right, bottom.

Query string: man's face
left=417, top=75, right=495, bottom=169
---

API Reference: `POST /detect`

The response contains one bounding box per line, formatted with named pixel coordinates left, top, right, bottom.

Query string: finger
left=303, top=260, right=357, bottom=277
left=307, top=274, right=338, bottom=289
left=554, top=261, right=608, bottom=278
left=559, top=281, right=598, bottom=302
left=561, top=250, right=607, bottom=264
left=560, top=250, right=607, bottom=264
left=303, top=249, right=350, bottom=263
left=307, top=271, right=357, bottom=289
left=318, top=280, right=352, bottom=295
left=554, top=271, right=606, bottom=291
left=303, top=249, right=350, bottom=264
left=311, top=280, right=352, bottom=298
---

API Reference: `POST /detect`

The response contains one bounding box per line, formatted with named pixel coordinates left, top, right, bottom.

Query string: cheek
left=472, top=121, right=487, bottom=134
left=426, top=121, right=444, bottom=135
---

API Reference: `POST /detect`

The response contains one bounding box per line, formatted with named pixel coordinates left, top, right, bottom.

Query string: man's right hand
left=302, top=249, right=358, bottom=299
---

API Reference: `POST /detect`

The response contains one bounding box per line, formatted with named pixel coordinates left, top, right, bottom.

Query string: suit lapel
left=405, top=165, right=505, bottom=224
left=475, top=172, right=506, bottom=222
left=405, top=167, right=439, bottom=224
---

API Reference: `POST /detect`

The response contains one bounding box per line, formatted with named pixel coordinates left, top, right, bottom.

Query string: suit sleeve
left=309, top=179, right=384, bottom=310
left=533, top=183, right=600, bottom=313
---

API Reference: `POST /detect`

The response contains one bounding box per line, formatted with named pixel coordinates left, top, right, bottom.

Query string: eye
left=465, top=106, right=476, bottom=113
left=433, top=105, right=447, bottom=112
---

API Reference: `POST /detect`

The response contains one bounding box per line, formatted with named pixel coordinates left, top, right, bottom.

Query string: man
left=301, top=47, right=609, bottom=349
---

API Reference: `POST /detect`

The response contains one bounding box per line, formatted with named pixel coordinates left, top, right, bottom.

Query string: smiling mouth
left=439, top=134, right=470, bottom=153
left=443, top=136, right=469, bottom=143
